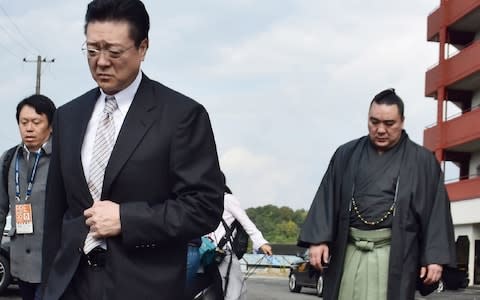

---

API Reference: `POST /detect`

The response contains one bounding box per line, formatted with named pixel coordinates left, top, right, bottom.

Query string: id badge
left=15, top=203, right=34, bottom=234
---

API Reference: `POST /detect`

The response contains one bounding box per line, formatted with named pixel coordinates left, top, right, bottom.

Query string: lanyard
left=15, top=149, right=42, bottom=202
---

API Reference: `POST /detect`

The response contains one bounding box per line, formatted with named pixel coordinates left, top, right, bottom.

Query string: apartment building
left=425, top=0, right=480, bottom=286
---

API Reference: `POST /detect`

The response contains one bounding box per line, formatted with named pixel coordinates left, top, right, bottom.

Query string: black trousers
left=60, top=249, right=106, bottom=300
left=18, top=280, right=40, bottom=300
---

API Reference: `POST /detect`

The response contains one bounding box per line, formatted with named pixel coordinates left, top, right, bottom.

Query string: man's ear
left=139, top=39, right=149, bottom=61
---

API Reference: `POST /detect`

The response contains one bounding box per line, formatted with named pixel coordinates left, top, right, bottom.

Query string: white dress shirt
left=210, top=193, right=269, bottom=251
left=81, top=70, right=142, bottom=180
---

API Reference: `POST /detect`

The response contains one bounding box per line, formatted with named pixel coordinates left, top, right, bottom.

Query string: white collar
left=99, top=70, right=142, bottom=115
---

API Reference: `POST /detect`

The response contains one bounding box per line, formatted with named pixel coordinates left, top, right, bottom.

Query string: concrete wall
left=470, top=151, right=480, bottom=177
left=472, top=88, right=480, bottom=109
left=451, top=198, right=480, bottom=225
left=453, top=222, right=480, bottom=286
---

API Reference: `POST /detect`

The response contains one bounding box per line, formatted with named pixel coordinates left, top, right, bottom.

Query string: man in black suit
left=41, top=0, right=225, bottom=299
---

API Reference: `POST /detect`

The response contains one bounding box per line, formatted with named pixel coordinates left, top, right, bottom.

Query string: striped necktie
left=84, top=95, right=118, bottom=253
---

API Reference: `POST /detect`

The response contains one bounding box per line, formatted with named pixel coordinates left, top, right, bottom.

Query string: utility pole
left=23, top=55, right=55, bottom=95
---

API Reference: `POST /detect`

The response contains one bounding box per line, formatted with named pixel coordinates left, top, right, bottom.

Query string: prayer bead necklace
left=351, top=176, right=399, bottom=226
left=351, top=196, right=396, bottom=226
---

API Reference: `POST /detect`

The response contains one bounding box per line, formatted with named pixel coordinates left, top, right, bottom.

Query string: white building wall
left=470, top=151, right=480, bottom=178
left=453, top=224, right=477, bottom=286
left=451, top=198, right=480, bottom=224
left=451, top=199, right=480, bottom=286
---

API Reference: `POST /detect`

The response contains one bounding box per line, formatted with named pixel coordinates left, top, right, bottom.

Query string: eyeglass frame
left=81, top=42, right=137, bottom=60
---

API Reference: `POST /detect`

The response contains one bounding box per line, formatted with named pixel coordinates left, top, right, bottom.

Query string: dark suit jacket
left=42, top=74, right=225, bottom=300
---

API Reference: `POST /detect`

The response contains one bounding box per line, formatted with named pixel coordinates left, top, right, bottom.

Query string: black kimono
left=298, top=132, right=456, bottom=300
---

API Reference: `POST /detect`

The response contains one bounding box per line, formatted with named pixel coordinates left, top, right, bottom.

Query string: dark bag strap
left=223, top=248, right=234, bottom=297
left=2, top=146, right=17, bottom=192
left=217, top=219, right=238, bottom=250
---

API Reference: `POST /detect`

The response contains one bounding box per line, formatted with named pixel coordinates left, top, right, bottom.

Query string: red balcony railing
left=446, top=176, right=480, bottom=201
left=425, top=41, right=480, bottom=97
left=423, top=107, right=480, bottom=151
left=427, top=0, right=480, bottom=41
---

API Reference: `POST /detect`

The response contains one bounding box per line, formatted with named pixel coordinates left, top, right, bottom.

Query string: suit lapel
left=101, top=76, right=159, bottom=198
left=68, top=89, right=99, bottom=205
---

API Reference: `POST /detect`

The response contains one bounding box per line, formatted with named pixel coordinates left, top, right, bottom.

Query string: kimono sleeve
left=419, top=153, right=456, bottom=267
left=298, top=149, right=341, bottom=247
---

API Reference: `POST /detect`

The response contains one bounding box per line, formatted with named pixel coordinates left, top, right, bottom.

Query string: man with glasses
left=298, top=89, right=456, bottom=300
left=41, top=1, right=224, bottom=299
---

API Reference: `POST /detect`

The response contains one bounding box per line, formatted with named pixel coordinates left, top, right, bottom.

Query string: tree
left=246, top=205, right=307, bottom=244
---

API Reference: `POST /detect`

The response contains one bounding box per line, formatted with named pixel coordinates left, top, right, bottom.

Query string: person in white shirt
left=209, top=188, right=272, bottom=300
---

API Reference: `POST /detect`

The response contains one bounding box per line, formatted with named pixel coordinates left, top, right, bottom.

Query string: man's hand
left=420, top=264, right=443, bottom=285
left=84, top=200, right=121, bottom=238
left=259, top=244, right=273, bottom=256
left=309, top=243, right=329, bottom=271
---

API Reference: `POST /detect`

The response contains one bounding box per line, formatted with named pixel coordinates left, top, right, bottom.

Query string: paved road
left=246, top=275, right=480, bottom=300
left=1, top=276, right=480, bottom=299
left=0, top=286, right=18, bottom=300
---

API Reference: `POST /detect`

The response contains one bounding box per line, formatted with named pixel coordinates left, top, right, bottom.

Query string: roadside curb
left=246, top=274, right=287, bottom=281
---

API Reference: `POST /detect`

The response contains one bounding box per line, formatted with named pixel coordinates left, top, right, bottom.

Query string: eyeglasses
left=81, top=43, right=136, bottom=59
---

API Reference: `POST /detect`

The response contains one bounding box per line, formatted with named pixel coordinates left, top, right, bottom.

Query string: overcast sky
left=0, top=1, right=443, bottom=209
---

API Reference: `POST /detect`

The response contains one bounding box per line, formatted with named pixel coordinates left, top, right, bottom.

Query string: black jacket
left=42, top=74, right=225, bottom=300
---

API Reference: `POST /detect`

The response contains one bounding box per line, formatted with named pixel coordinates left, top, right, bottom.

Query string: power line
left=0, top=4, right=41, bottom=54
left=0, top=22, right=32, bottom=54
left=0, top=38, right=22, bottom=59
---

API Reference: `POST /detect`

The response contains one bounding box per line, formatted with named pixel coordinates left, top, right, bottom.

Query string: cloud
left=0, top=0, right=441, bottom=210
left=220, top=146, right=295, bottom=208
